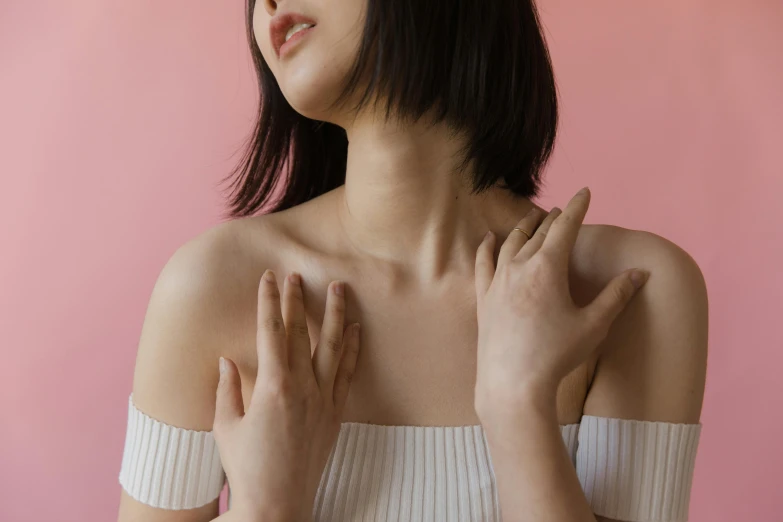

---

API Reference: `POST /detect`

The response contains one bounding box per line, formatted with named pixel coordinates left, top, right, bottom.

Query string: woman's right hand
left=212, top=269, right=361, bottom=522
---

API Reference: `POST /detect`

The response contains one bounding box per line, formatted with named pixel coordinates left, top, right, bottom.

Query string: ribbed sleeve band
left=118, top=392, right=701, bottom=520
left=575, top=414, right=702, bottom=522
left=118, top=393, right=225, bottom=509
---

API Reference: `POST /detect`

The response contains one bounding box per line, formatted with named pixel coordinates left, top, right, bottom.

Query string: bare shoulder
left=574, top=223, right=705, bottom=279
left=120, top=216, right=295, bottom=521
left=575, top=223, right=709, bottom=345
left=578, top=224, right=709, bottom=423
left=130, top=213, right=290, bottom=413
left=153, top=214, right=286, bottom=314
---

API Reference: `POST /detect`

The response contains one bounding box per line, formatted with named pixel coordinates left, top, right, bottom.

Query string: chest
left=233, top=273, right=593, bottom=428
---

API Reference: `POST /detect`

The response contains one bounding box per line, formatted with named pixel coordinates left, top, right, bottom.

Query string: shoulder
left=156, top=215, right=282, bottom=303
left=160, top=190, right=333, bottom=292
left=139, top=213, right=291, bottom=367
left=130, top=213, right=293, bottom=422
left=152, top=190, right=340, bottom=340
left=583, top=225, right=709, bottom=347
left=567, top=223, right=708, bottom=327
left=577, top=224, right=706, bottom=285
left=578, top=224, right=708, bottom=423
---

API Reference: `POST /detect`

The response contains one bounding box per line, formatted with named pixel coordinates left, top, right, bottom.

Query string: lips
left=270, top=12, right=317, bottom=58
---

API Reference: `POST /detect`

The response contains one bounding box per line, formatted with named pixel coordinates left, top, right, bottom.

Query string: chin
left=280, top=74, right=348, bottom=124
left=283, top=90, right=333, bottom=122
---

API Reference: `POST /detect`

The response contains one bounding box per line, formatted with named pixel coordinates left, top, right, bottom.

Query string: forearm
left=480, top=388, right=596, bottom=522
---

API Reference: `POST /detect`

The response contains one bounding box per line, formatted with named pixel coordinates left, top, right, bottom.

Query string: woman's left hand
left=473, top=187, right=650, bottom=419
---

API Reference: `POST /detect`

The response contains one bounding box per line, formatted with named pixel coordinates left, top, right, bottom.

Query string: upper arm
left=583, top=231, right=708, bottom=423
left=582, top=231, right=709, bottom=521
left=118, top=226, right=247, bottom=522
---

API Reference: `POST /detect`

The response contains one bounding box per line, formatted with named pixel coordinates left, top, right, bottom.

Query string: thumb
left=585, top=269, right=650, bottom=333
left=214, top=356, right=244, bottom=430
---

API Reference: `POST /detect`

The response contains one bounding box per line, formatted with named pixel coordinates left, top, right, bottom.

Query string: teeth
left=284, top=23, right=314, bottom=43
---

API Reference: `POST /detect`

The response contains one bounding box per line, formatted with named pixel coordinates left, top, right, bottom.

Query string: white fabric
left=119, top=393, right=225, bottom=509
left=576, top=415, right=702, bottom=522
left=120, top=392, right=701, bottom=521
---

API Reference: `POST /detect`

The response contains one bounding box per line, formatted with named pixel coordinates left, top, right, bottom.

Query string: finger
left=313, top=280, right=347, bottom=393
left=255, top=269, right=289, bottom=387
left=474, top=230, right=497, bottom=308
left=515, top=206, right=562, bottom=261
left=583, top=268, right=650, bottom=336
left=538, top=187, right=591, bottom=268
left=282, top=271, right=313, bottom=379
left=333, top=323, right=360, bottom=412
left=497, top=207, right=542, bottom=267
left=214, top=357, right=244, bottom=433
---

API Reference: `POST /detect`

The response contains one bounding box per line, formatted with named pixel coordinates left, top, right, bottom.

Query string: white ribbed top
left=119, top=394, right=225, bottom=509
left=575, top=415, right=702, bottom=522
left=120, top=393, right=701, bottom=521
left=303, top=421, right=580, bottom=522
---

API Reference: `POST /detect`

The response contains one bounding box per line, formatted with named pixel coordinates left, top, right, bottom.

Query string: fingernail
left=578, top=186, right=590, bottom=195
left=484, top=230, right=493, bottom=241
left=333, top=281, right=344, bottom=296
left=219, top=356, right=227, bottom=376
left=288, top=272, right=301, bottom=286
left=263, top=270, right=276, bottom=283
left=630, top=270, right=650, bottom=289
left=525, top=207, right=539, bottom=217
left=354, top=323, right=361, bottom=337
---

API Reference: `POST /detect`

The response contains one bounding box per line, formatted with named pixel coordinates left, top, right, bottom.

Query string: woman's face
left=253, top=0, right=367, bottom=123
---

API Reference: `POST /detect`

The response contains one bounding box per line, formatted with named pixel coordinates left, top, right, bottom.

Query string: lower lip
left=279, top=25, right=316, bottom=59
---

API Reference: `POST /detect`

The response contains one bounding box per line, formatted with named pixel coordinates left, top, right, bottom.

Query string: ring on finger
left=511, top=227, right=532, bottom=239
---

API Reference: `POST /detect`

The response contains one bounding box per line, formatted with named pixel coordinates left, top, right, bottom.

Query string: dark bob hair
left=218, top=0, right=558, bottom=220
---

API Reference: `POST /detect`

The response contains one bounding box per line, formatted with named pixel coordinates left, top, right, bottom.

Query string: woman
left=117, top=0, right=708, bottom=520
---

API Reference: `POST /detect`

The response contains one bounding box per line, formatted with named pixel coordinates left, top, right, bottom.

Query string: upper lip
left=270, top=12, right=317, bottom=57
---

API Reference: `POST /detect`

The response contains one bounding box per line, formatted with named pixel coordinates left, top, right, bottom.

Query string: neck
left=334, top=112, right=536, bottom=283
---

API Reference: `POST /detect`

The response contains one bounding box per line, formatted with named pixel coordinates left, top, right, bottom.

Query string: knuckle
left=344, top=342, right=359, bottom=361
left=289, top=321, right=309, bottom=338
left=556, top=212, right=572, bottom=226
left=532, top=226, right=549, bottom=240
left=263, top=316, right=285, bottom=334
left=534, top=249, right=555, bottom=264
left=325, top=336, right=343, bottom=355
left=529, top=254, right=554, bottom=275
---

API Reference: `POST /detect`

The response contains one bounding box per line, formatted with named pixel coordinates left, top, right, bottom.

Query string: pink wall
left=1, top=1, right=780, bottom=521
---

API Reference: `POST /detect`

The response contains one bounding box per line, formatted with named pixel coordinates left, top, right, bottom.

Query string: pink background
left=1, top=1, right=781, bottom=521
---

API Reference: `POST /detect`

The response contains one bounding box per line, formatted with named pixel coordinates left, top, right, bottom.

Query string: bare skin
left=220, top=184, right=620, bottom=430
left=119, top=176, right=706, bottom=522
